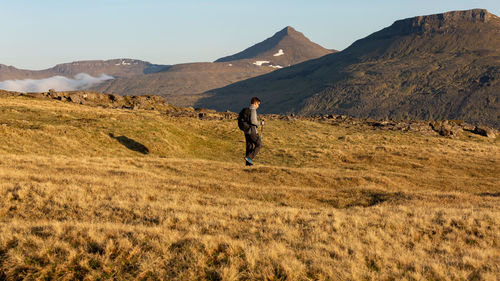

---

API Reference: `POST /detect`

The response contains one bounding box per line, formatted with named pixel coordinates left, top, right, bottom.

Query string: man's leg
left=245, top=133, right=253, bottom=158
left=248, top=131, right=262, bottom=160
left=244, top=133, right=254, bottom=166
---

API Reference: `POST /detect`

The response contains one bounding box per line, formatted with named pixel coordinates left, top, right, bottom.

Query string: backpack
left=238, top=107, right=252, bottom=131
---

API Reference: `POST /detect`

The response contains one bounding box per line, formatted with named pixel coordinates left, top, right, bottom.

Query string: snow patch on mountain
left=253, top=61, right=270, bottom=66
left=115, top=60, right=132, bottom=66
left=273, top=49, right=284, bottom=56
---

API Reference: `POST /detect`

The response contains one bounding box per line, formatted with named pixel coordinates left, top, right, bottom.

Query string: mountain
left=0, top=59, right=167, bottom=81
left=215, top=26, right=335, bottom=67
left=0, top=64, right=47, bottom=81
left=89, top=61, right=271, bottom=106
left=197, top=9, right=500, bottom=129
left=90, top=27, right=334, bottom=106
left=49, top=59, right=167, bottom=77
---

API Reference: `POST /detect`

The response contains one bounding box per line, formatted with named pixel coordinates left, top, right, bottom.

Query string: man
left=244, top=97, right=264, bottom=166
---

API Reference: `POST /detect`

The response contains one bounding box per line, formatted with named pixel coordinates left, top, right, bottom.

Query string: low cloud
left=0, top=73, right=114, bottom=92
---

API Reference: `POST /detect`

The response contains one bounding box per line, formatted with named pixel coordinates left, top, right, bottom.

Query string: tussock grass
left=0, top=95, right=499, bottom=280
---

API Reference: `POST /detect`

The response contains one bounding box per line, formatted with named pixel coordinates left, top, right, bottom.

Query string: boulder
left=430, top=121, right=462, bottom=138
left=408, top=122, right=438, bottom=136
left=472, top=126, right=497, bottom=138
left=68, top=93, right=86, bottom=104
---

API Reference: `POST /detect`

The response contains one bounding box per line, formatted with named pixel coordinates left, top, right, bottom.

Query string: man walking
left=241, top=97, right=264, bottom=166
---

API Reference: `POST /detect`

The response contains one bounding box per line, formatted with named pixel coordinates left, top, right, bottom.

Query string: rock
left=369, top=121, right=393, bottom=127
left=407, top=122, right=438, bottom=136
left=461, top=124, right=476, bottom=131
left=23, top=92, right=44, bottom=98
left=222, top=112, right=236, bottom=119
left=68, top=93, right=85, bottom=104
left=394, top=122, right=410, bottom=131
left=448, top=120, right=464, bottom=126
left=472, top=126, right=497, bottom=138
left=430, top=121, right=462, bottom=138
left=108, top=94, right=118, bottom=102
left=195, top=108, right=216, bottom=113
left=439, top=124, right=452, bottom=137
left=279, top=115, right=294, bottom=121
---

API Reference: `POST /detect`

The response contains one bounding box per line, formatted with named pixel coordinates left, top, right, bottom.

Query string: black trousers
left=244, top=129, right=262, bottom=160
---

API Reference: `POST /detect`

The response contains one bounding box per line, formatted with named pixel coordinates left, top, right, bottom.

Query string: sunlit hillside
left=0, top=95, right=499, bottom=280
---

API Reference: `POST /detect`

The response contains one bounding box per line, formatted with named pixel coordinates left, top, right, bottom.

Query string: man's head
left=250, top=97, right=261, bottom=108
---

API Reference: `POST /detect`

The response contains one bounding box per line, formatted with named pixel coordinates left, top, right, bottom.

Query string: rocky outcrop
left=430, top=120, right=463, bottom=138
left=470, top=126, right=497, bottom=138
left=386, top=9, right=494, bottom=37
left=9, top=90, right=177, bottom=111
left=1, top=89, right=496, bottom=139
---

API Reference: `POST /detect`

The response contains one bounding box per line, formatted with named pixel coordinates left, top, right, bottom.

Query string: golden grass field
left=0, top=95, right=499, bottom=280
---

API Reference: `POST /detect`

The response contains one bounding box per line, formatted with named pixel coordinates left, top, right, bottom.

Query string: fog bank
left=0, top=73, right=113, bottom=92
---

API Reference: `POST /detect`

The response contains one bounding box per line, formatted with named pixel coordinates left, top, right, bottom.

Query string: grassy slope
left=0, top=95, right=499, bottom=280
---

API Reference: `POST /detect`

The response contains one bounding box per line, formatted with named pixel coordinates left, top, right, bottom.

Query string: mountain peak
left=278, top=26, right=297, bottom=35
left=215, top=26, right=333, bottom=63
left=273, top=26, right=307, bottom=40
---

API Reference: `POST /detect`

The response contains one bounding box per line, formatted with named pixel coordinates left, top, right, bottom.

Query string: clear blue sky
left=1, top=0, right=499, bottom=70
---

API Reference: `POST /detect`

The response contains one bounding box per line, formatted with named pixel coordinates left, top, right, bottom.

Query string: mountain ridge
left=196, top=9, right=500, bottom=129
left=90, top=26, right=334, bottom=106
left=0, top=59, right=168, bottom=81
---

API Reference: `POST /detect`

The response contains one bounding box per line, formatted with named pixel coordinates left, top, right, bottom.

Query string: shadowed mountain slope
left=197, top=9, right=500, bottom=129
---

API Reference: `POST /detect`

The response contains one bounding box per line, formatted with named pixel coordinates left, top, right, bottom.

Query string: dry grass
left=0, top=95, right=499, bottom=280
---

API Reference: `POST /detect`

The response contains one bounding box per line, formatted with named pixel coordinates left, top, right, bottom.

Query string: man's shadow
left=109, top=133, right=149, bottom=154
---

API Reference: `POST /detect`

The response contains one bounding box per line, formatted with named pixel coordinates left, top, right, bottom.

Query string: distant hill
left=197, top=9, right=500, bottom=129
left=49, top=59, right=167, bottom=77
left=90, top=27, right=334, bottom=106
left=0, top=59, right=167, bottom=81
left=89, top=61, right=271, bottom=106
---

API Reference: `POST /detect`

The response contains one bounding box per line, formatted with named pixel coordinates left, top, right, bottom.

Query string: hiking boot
left=244, top=157, right=254, bottom=166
